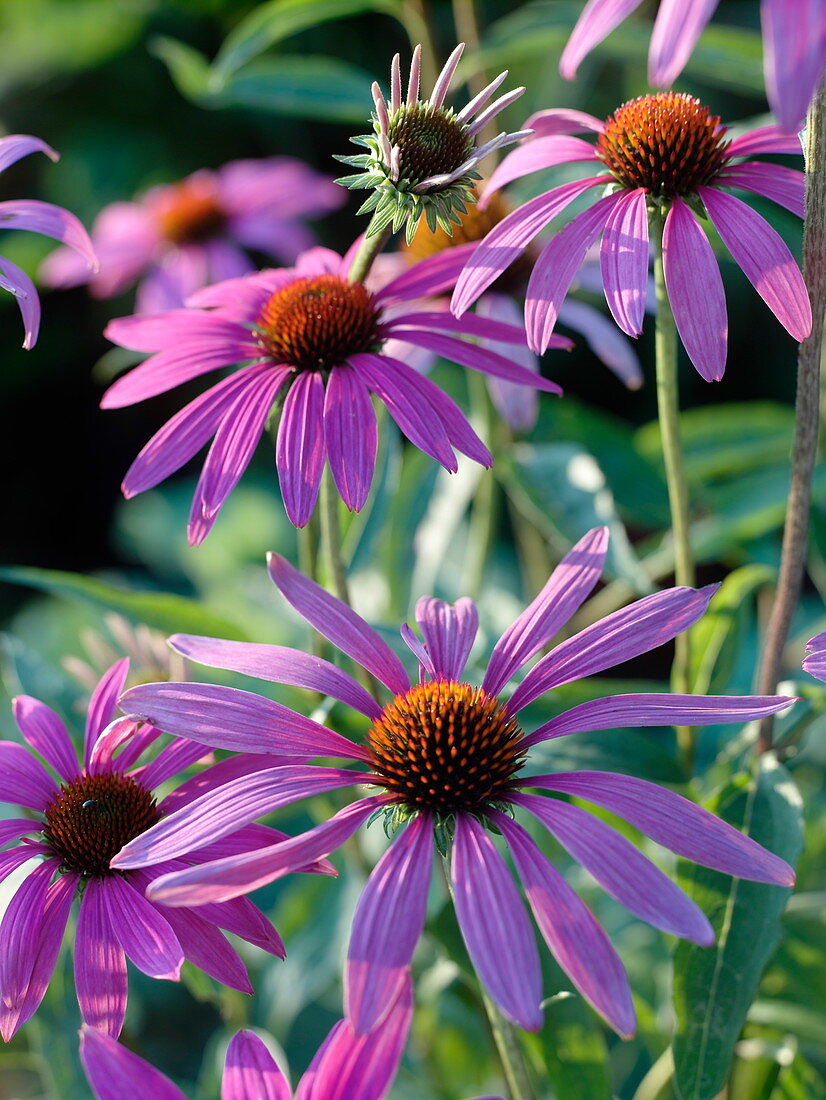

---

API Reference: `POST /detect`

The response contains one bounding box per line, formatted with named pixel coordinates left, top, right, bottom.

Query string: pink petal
left=75, top=879, right=128, bottom=1037
left=718, top=163, right=806, bottom=218
left=0, top=741, right=58, bottom=810
left=374, top=242, right=477, bottom=305
left=762, top=0, right=826, bottom=131
left=475, top=293, right=541, bottom=432
left=101, top=340, right=261, bottom=409
left=153, top=904, right=253, bottom=993
left=523, top=108, right=606, bottom=137
left=0, top=133, right=58, bottom=173
left=324, top=366, right=377, bottom=513
left=556, top=298, right=644, bottom=388
left=0, top=198, right=96, bottom=268
left=222, top=1030, right=291, bottom=1100
left=600, top=188, right=649, bottom=337
left=80, top=1025, right=188, bottom=1100
left=391, top=330, right=564, bottom=394
left=415, top=597, right=478, bottom=681
left=385, top=309, right=528, bottom=344
left=483, top=526, right=609, bottom=696
left=699, top=186, right=812, bottom=340
left=494, top=813, right=635, bottom=1037
left=482, top=137, right=599, bottom=200
left=0, top=255, right=41, bottom=349
left=85, top=659, right=130, bottom=766
left=12, top=695, right=79, bottom=780
left=526, top=192, right=623, bottom=354
left=649, top=0, right=719, bottom=86
left=130, top=737, right=211, bottom=792
left=0, top=859, right=59, bottom=1031
left=804, top=631, right=826, bottom=681
left=346, top=814, right=432, bottom=1034
left=662, top=197, right=727, bottom=381
left=105, top=311, right=253, bottom=353
left=267, top=552, right=410, bottom=694
left=168, top=634, right=382, bottom=718
left=451, top=815, right=543, bottom=1031
left=727, top=126, right=803, bottom=157
left=276, top=370, right=326, bottom=528
left=560, top=0, right=646, bottom=79
left=101, top=876, right=183, bottom=979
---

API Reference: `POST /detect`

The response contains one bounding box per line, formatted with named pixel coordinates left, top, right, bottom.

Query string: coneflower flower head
left=337, top=44, right=529, bottom=243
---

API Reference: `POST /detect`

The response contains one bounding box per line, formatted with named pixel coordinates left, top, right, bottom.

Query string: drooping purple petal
left=159, top=753, right=293, bottom=814
left=153, top=904, right=253, bottom=993
left=762, top=0, right=826, bottom=132
left=267, top=552, right=411, bottom=694
left=168, top=634, right=382, bottom=718
left=188, top=366, right=288, bottom=544
left=0, top=133, right=58, bottom=173
left=600, top=188, right=649, bottom=337
left=560, top=0, right=646, bottom=79
left=662, top=197, right=728, bottom=381
left=101, top=876, right=184, bottom=979
left=525, top=693, right=795, bottom=746
left=526, top=192, right=623, bottom=355
left=0, top=859, right=59, bottom=1029
left=726, top=126, right=803, bottom=157
left=528, top=772, right=796, bottom=885
left=803, top=631, right=826, bottom=681
left=699, top=185, right=812, bottom=340
left=385, top=308, right=528, bottom=344
left=276, top=369, right=327, bottom=528
left=84, top=658, right=130, bottom=766
left=196, top=893, right=286, bottom=956
left=483, top=136, right=600, bottom=198
left=451, top=814, right=543, bottom=1031
left=0, top=199, right=96, bottom=268
left=12, top=695, right=79, bottom=780
left=718, top=163, right=806, bottom=218
left=452, top=176, right=610, bottom=316
left=0, top=255, right=41, bottom=348
left=649, top=0, right=719, bottom=86
left=147, top=797, right=384, bottom=906
left=130, top=737, right=211, bottom=792
left=348, top=351, right=458, bottom=471
left=493, top=813, right=635, bottom=1037
left=0, top=819, right=37, bottom=846
left=509, top=584, right=717, bottom=713
left=483, top=526, right=609, bottom=697
left=515, top=793, right=714, bottom=943
left=80, top=1025, right=189, bottom=1100
left=375, top=243, right=477, bottom=305
left=112, top=765, right=362, bottom=868
left=120, top=682, right=368, bottom=761
left=391, top=330, right=565, bottom=394
left=0, top=741, right=58, bottom=810
left=414, top=598, right=479, bottom=682
left=346, top=814, right=433, bottom=1034
left=0, top=844, right=53, bottom=884
left=222, top=1030, right=291, bottom=1100
left=324, top=366, right=378, bottom=513
left=75, top=879, right=128, bottom=1037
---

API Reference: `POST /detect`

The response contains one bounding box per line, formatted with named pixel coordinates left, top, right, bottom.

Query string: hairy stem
left=348, top=216, right=394, bottom=284
left=652, top=211, right=696, bottom=769
left=756, top=80, right=826, bottom=750
left=479, top=986, right=537, bottom=1100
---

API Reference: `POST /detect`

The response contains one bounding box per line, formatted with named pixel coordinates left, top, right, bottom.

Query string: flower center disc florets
left=596, top=92, right=730, bottom=198
left=388, top=103, right=473, bottom=186
left=256, top=274, right=381, bottom=371
left=157, top=180, right=226, bottom=244
left=43, top=772, right=161, bottom=877
left=367, top=680, right=526, bottom=817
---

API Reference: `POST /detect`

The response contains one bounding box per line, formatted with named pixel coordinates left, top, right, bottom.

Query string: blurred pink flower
left=40, top=158, right=343, bottom=312
left=452, top=93, right=812, bottom=382
left=103, top=245, right=566, bottom=541
left=560, top=0, right=826, bottom=132
left=0, top=134, right=96, bottom=347
left=803, top=631, right=826, bottom=679
left=113, top=529, right=794, bottom=1038
left=0, top=658, right=313, bottom=1040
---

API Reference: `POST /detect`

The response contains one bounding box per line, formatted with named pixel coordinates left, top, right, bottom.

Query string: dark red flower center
left=42, top=772, right=161, bottom=877
left=404, top=189, right=534, bottom=292
left=366, top=680, right=526, bottom=816
left=157, top=180, right=226, bottom=244
left=596, top=92, right=731, bottom=198
left=388, top=103, right=473, bottom=184
left=256, top=274, right=380, bottom=371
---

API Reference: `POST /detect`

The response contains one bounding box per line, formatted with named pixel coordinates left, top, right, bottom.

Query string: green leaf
left=0, top=566, right=249, bottom=642
left=212, top=0, right=403, bottom=82
left=672, top=756, right=804, bottom=1100
left=219, top=56, right=375, bottom=122
left=149, top=35, right=214, bottom=103
left=688, top=565, right=774, bottom=695
left=500, top=441, right=652, bottom=593
left=525, top=993, right=612, bottom=1100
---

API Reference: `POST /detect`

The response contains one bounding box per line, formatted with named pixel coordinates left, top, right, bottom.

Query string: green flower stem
left=347, top=215, right=395, bottom=284
left=320, top=467, right=351, bottom=607
left=756, top=79, right=826, bottom=752
left=652, top=211, right=696, bottom=769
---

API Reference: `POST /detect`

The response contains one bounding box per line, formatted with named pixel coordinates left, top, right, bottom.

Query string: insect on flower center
left=388, top=103, right=473, bottom=186
left=367, top=680, right=526, bottom=816
left=42, top=772, right=161, bottom=877
left=596, top=92, right=731, bottom=198
left=156, top=179, right=226, bottom=244
left=256, top=274, right=381, bottom=371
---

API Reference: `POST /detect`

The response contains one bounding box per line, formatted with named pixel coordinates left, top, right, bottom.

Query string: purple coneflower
left=803, top=632, right=826, bottom=679
left=338, top=43, right=529, bottom=242
left=452, top=93, right=812, bottom=382
left=0, top=658, right=306, bottom=1040
left=103, top=245, right=566, bottom=541
left=0, top=134, right=96, bottom=347
left=41, top=157, right=343, bottom=313
left=560, top=0, right=826, bottom=133
left=80, top=981, right=421, bottom=1100
left=113, top=528, right=794, bottom=1037
left=392, top=187, right=644, bottom=431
